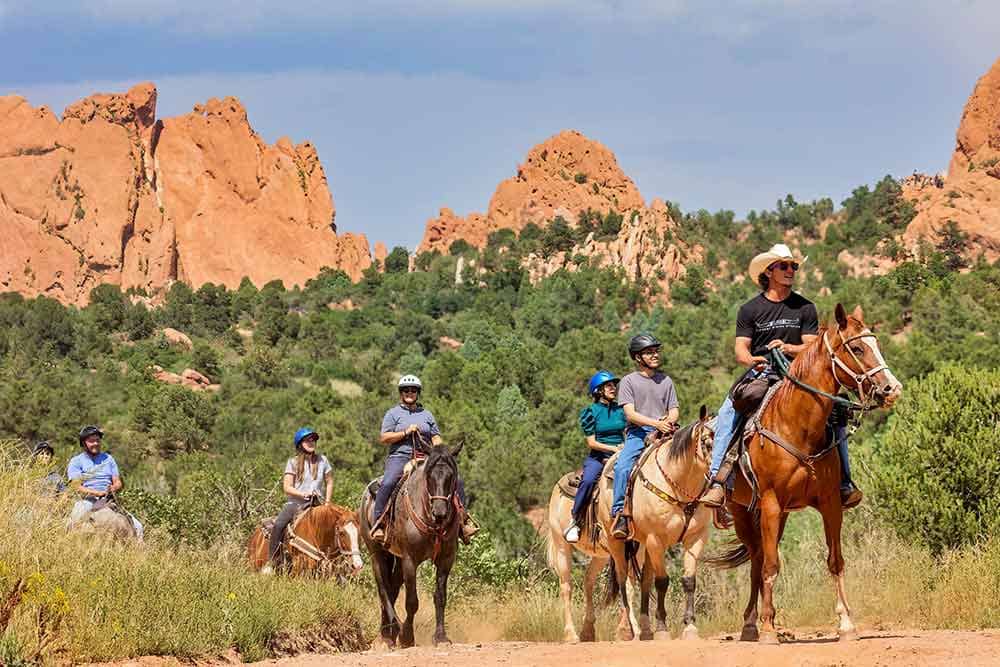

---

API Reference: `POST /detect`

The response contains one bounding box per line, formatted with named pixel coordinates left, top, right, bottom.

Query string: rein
left=288, top=509, right=360, bottom=564
left=637, top=424, right=708, bottom=543
left=402, top=449, right=459, bottom=560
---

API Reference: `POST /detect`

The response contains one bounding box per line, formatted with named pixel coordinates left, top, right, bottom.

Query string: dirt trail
left=255, top=630, right=1000, bottom=667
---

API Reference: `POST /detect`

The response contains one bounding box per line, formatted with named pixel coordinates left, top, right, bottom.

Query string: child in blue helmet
left=262, top=427, right=333, bottom=574
left=565, top=370, right=626, bottom=543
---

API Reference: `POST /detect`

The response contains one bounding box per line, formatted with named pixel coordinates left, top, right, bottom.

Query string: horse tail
left=543, top=523, right=558, bottom=572
left=705, top=540, right=751, bottom=569
left=603, top=560, right=620, bottom=607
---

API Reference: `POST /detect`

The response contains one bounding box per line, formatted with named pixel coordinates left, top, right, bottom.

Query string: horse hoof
left=839, top=629, right=858, bottom=642
left=739, top=626, right=759, bottom=642
left=681, top=625, right=699, bottom=641
left=433, top=635, right=452, bottom=647
left=617, top=627, right=635, bottom=642
left=370, top=638, right=394, bottom=653
left=579, top=626, right=596, bottom=643
left=639, top=630, right=654, bottom=641
left=759, top=632, right=779, bottom=645
left=653, top=630, right=671, bottom=641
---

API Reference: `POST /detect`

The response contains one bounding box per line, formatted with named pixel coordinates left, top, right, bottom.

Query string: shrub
left=384, top=246, right=409, bottom=274
left=868, top=363, right=1000, bottom=553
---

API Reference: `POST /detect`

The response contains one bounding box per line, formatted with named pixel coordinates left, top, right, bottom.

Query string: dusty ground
left=253, top=630, right=1000, bottom=667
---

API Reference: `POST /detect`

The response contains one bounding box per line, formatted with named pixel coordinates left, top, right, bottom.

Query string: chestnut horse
left=714, top=304, right=902, bottom=644
left=248, top=503, right=364, bottom=576
left=359, top=440, right=464, bottom=649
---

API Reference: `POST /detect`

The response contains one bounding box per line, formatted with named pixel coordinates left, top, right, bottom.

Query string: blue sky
left=2, top=2, right=998, bottom=250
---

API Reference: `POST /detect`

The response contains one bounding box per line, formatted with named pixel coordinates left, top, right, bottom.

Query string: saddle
left=602, top=432, right=664, bottom=518
left=260, top=497, right=325, bottom=562
left=556, top=469, right=602, bottom=544
left=365, top=458, right=425, bottom=542
left=555, top=469, right=583, bottom=498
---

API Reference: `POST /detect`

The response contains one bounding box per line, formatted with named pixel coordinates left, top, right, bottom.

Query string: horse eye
left=851, top=346, right=865, bottom=355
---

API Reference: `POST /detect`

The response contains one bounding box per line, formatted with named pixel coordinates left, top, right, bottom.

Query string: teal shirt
left=579, top=402, right=627, bottom=446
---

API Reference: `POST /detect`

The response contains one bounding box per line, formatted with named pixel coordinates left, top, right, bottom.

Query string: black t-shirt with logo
left=736, top=292, right=819, bottom=357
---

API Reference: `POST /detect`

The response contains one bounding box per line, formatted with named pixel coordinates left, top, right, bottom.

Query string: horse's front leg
left=370, top=551, right=400, bottom=648
left=819, top=498, right=857, bottom=641
left=433, top=552, right=455, bottom=646
left=399, top=556, right=419, bottom=648
left=680, top=526, right=708, bottom=640
left=758, top=493, right=783, bottom=645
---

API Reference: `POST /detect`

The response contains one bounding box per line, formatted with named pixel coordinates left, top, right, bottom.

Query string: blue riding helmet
left=293, top=427, right=319, bottom=449
left=588, top=370, right=620, bottom=397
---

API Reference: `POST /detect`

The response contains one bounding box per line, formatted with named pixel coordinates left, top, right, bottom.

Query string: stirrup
left=700, top=482, right=726, bottom=508
left=460, top=515, right=479, bottom=545
left=611, top=514, right=630, bottom=539
left=564, top=522, right=581, bottom=543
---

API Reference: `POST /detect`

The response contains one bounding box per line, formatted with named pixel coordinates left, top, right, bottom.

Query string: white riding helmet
left=398, top=374, right=422, bottom=391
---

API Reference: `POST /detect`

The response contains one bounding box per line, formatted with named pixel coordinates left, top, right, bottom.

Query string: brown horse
left=359, top=441, right=464, bottom=649
left=714, top=304, right=902, bottom=644
left=248, top=503, right=364, bottom=576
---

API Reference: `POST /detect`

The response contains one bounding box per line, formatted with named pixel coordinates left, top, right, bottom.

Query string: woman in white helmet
left=370, top=375, right=477, bottom=543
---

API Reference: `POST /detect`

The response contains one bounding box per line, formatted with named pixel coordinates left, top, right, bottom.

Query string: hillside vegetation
left=0, top=176, right=998, bottom=661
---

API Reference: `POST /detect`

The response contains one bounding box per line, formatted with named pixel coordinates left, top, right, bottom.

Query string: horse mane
left=769, top=326, right=829, bottom=405
left=666, top=421, right=698, bottom=461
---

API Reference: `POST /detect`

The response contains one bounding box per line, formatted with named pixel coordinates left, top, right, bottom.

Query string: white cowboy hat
left=747, top=243, right=808, bottom=281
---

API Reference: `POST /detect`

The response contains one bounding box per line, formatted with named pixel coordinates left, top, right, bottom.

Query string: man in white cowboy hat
left=699, top=243, right=863, bottom=509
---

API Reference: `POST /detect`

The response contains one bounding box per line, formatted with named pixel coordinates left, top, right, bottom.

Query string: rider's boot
left=841, top=482, right=863, bottom=509
left=460, top=513, right=479, bottom=545
left=564, top=521, right=581, bottom=543
left=700, top=458, right=733, bottom=508
left=611, top=513, right=630, bottom=540
left=369, top=513, right=387, bottom=542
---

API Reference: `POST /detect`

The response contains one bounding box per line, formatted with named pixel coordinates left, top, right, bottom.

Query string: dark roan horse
left=359, top=439, right=464, bottom=648
left=713, top=304, right=903, bottom=644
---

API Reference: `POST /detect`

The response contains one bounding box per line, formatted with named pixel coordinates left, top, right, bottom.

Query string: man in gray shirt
left=610, top=334, right=680, bottom=538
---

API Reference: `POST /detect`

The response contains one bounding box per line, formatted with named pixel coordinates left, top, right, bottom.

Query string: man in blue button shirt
left=66, top=425, right=124, bottom=527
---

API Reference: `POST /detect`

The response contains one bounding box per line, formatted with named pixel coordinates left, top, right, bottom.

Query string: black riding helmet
left=78, top=425, right=104, bottom=446
left=628, top=333, right=662, bottom=359
left=32, top=441, right=54, bottom=456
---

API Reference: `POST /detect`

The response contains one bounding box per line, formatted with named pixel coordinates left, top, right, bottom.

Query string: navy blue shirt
left=381, top=404, right=441, bottom=457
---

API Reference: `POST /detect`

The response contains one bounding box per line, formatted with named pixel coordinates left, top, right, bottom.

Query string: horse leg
left=552, top=534, right=579, bottom=643
left=820, top=500, right=857, bottom=641
left=387, top=556, right=403, bottom=643
left=399, top=556, right=419, bottom=648
left=370, top=551, right=400, bottom=648
left=638, top=555, right=654, bottom=640
left=580, top=556, right=605, bottom=642
left=758, top=493, right=783, bottom=645
left=608, top=543, right=634, bottom=641
left=433, top=556, right=455, bottom=646
left=730, top=504, right=761, bottom=642
left=680, top=530, right=707, bottom=640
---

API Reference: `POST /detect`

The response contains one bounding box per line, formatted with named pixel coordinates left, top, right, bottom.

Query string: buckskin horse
left=596, top=406, right=715, bottom=642
left=247, top=503, right=364, bottom=576
left=359, top=439, right=464, bottom=649
left=713, top=304, right=902, bottom=644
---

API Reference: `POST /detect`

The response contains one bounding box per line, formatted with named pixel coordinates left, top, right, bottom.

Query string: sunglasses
left=770, top=261, right=799, bottom=272
left=400, top=388, right=420, bottom=394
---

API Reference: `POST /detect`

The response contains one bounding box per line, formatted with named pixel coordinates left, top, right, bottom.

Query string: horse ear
left=699, top=404, right=707, bottom=422
left=450, top=441, right=464, bottom=458
left=852, top=304, right=864, bottom=322
left=834, top=303, right=848, bottom=329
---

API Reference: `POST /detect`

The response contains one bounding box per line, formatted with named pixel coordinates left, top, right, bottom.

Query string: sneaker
left=700, top=482, right=726, bottom=508
left=611, top=514, right=630, bottom=540
left=260, top=563, right=274, bottom=576
left=841, top=484, right=863, bottom=510
left=564, top=522, right=581, bottom=543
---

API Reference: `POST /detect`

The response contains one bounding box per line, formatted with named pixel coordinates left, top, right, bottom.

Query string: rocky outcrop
left=0, top=83, right=372, bottom=305
left=416, top=130, right=689, bottom=298
left=417, top=130, right=645, bottom=254
left=160, top=327, right=193, bottom=350
left=904, top=58, right=1000, bottom=261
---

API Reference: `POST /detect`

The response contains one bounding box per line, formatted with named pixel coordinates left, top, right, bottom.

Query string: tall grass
left=0, top=443, right=369, bottom=664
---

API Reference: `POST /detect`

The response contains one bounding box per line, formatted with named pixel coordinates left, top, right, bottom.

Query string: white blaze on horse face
left=343, top=521, right=363, bottom=571
left=861, top=330, right=902, bottom=394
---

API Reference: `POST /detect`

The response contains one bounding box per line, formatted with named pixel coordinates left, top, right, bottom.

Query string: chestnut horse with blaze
left=713, top=304, right=902, bottom=644
left=248, top=503, right=364, bottom=576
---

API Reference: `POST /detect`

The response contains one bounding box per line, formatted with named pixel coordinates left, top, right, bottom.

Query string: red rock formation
left=904, top=58, right=1000, bottom=260
left=0, top=83, right=372, bottom=304
left=417, top=130, right=645, bottom=254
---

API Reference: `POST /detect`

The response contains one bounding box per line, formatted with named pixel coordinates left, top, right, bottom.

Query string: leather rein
left=754, top=326, right=888, bottom=476
left=636, top=422, right=711, bottom=543
left=402, top=436, right=460, bottom=559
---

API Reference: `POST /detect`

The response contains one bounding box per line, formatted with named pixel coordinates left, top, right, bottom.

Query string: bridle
left=403, top=444, right=460, bottom=559
left=823, top=327, right=890, bottom=407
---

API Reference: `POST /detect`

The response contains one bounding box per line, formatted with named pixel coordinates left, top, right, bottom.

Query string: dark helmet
left=628, top=333, right=662, bottom=358
left=294, top=427, right=319, bottom=450
left=32, top=441, right=54, bottom=456
left=588, top=370, right=619, bottom=397
left=78, top=425, right=104, bottom=446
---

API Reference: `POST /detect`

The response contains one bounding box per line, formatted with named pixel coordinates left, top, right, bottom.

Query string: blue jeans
left=612, top=427, right=652, bottom=516
left=835, top=425, right=853, bottom=491
left=373, top=452, right=467, bottom=522
left=571, top=452, right=609, bottom=520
